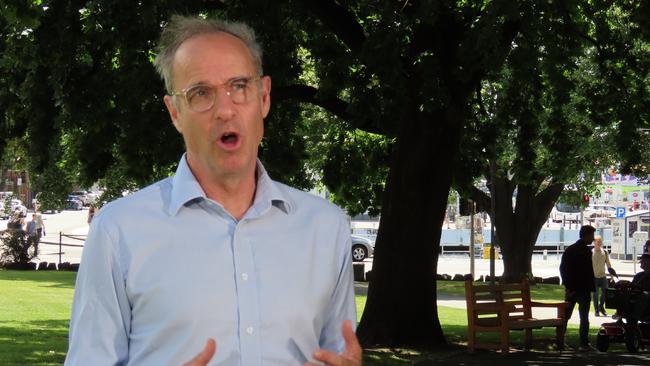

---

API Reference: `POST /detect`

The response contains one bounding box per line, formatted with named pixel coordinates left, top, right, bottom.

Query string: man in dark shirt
left=629, top=254, right=650, bottom=325
left=560, top=225, right=596, bottom=351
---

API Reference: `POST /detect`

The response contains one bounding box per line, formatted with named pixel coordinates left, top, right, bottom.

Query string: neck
left=187, top=157, right=258, bottom=221
left=205, top=176, right=257, bottom=220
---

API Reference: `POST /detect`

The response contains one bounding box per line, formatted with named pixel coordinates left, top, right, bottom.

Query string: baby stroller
left=596, top=280, right=650, bottom=352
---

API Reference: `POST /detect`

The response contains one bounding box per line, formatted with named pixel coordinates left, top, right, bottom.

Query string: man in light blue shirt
left=65, top=15, right=360, bottom=366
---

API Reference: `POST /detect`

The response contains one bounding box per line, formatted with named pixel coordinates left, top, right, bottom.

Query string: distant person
left=65, top=15, right=359, bottom=366
left=87, top=206, right=96, bottom=224
left=26, top=214, right=42, bottom=257
left=7, top=210, right=24, bottom=230
left=560, top=225, right=596, bottom=351
left=591, top=236, right=615, bottom=316
left=34, top=212, right=45, bottom=236
left=629, top=254, right=650, bottom=327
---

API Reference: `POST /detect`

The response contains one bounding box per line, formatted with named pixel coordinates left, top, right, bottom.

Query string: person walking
left=592, top=236, right=615, bottom=316
left=87, top=206, right=95, bottom=224
left=26, top=213, right=42, bottom=258
left=560, top=225, right=596, bottom=351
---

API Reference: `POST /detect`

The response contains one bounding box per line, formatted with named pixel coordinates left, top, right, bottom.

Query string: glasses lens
left=228, top=78, right=254, bottom=104
left=186, top=85, right=215, bottom=112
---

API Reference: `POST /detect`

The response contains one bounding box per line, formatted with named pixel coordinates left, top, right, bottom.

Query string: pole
left=489, top=160, right=497, bottom=284
left=59, top=231, right=62, bottom=267
left=470, top=201, right=475, bottom=280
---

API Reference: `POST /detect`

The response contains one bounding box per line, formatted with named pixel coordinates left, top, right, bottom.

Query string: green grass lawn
left=0, top=271, right=606, bottom=365
left=0, top=270, right=76, bottom=365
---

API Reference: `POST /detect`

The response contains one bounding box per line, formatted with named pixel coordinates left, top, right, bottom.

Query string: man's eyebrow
left=185, top=76, right=252, bottom=88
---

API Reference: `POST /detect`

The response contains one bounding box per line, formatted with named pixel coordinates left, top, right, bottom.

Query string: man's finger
left=310, top=349, right=343, bottom=365
left=341, top=320, right=361, bottom=357
left=183, top=338, right=216, bottom=366
left=307, top=321, right=362, bottom=366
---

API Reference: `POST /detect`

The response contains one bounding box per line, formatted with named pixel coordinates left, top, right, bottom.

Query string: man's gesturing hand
left=305, top=320, right=362, bottom=366
left=183, top=339, right=216, bottom=366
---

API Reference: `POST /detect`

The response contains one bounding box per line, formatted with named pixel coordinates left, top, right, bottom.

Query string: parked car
left=69, top=191, right=91, bottom=206
left=351, top=235, right=374, bottom=262
left=66, top=196, right=84, bottom=210
left=549, top=202, right=581, bottom=223
left=85, top=191, right=100, bottom=206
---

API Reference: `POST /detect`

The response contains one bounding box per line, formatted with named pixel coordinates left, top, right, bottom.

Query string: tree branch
left=274, top=84, right=349, bottom=119
left=295, top=0, right=366, bottom=54
left=274, top=84, right=384, bottom=135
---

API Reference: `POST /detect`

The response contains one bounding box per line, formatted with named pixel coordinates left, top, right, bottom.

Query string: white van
left=550, top=202, right=581, bottom=223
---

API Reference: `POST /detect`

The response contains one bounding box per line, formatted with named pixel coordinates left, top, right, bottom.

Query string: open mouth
left=219, top=132, right=240, bottom=149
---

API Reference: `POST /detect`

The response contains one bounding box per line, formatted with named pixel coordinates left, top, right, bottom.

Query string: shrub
left=0, top=229, right=35, bottom=266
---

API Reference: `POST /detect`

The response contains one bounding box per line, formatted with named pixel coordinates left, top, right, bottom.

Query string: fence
left=36, top=232, right=87, bottom=266
left=440, top=241, right=613, bottom=257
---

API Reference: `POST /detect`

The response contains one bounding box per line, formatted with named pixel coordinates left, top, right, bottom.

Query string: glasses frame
left=170, top=76, right=263, bottom=112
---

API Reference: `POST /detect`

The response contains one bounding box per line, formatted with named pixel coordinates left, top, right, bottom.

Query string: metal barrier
left=440, top=241, right=612, bottom=258
left=36, top=232, right=87, bottom=266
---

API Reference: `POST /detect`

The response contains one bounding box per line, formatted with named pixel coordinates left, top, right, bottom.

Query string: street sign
left=616, top=207, right=626, bottom=218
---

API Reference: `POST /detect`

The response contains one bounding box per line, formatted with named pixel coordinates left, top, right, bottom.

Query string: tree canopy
left=454, top=0, right=650, bottom=282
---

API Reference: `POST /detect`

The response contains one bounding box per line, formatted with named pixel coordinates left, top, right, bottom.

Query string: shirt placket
left=233, top=221, right=262, bottom=366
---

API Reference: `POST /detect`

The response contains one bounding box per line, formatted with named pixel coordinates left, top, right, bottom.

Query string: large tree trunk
left=357, top=108, right=461, bottom=347
left=473, top=178, right=564, bottom=283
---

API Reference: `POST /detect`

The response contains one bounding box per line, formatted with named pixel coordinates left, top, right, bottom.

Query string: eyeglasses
left=170, top=76, right=262, bottom=112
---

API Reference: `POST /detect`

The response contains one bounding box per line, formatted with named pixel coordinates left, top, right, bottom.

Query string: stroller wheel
left=625, top=327, right=641, bottom=353
left=596, top=333, right=609, bottom=352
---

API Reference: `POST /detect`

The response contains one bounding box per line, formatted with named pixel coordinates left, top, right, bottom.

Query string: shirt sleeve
left=318, top=213, right=357, bottom=353
left=65, top=218, right=131, bottom=365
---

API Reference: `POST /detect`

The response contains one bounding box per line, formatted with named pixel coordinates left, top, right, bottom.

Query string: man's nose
left=212, top=89, right=236, bottom=120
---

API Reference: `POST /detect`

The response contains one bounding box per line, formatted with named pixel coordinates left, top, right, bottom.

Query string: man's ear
left=164, top=95, right=183, bottom=133
left=260, top=76, right=271, bottom=119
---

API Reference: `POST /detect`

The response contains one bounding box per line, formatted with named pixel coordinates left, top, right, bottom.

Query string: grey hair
left=153, top=14, right=264, bottom=94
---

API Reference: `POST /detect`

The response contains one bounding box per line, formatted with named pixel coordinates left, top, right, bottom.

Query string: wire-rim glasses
left=170, top=76, right=262, bottom=112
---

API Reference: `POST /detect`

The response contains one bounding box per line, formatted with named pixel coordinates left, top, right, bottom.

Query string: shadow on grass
left=0, top=269, right=76, bottom=289
left=400, top=323, right=650, bottom=366
left=0, top=319, right=69, bottom=365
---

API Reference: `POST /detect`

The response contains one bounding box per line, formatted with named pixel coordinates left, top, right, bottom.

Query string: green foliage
left=456, top=0, right=649, bottom=200
left=0, top=229, right=33, bottom=265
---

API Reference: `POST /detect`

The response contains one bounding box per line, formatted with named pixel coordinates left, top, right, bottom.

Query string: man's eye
left=230, top=80, right=249, bottom=91
left=189, top=87, right=211, bottom=98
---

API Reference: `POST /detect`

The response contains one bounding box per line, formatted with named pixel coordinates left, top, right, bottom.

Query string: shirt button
left=246, top=326, right=254, bottom=335
left=242, top=273, right=249, bottom=281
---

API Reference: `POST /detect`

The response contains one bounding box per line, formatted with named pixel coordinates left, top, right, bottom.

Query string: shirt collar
left=251, top=160, right=293, bottom=217
left=168, top=154, right=293, bottom=216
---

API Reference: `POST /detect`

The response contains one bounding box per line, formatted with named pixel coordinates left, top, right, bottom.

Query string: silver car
left=351, top=235, right=374, bottom=262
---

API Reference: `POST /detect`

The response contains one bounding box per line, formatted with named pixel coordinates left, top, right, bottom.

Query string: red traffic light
left=583, top=194, right=590, bottom=203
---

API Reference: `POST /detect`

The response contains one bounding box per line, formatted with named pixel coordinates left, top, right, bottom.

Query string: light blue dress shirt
left=65, top=155, right=356, bottom=366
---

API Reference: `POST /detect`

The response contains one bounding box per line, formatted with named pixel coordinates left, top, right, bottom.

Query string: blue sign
left=616, top=207, right=626, bottom=218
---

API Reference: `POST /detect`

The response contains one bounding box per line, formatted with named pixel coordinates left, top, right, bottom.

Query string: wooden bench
left=464, top=278, right=566, bottom=353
